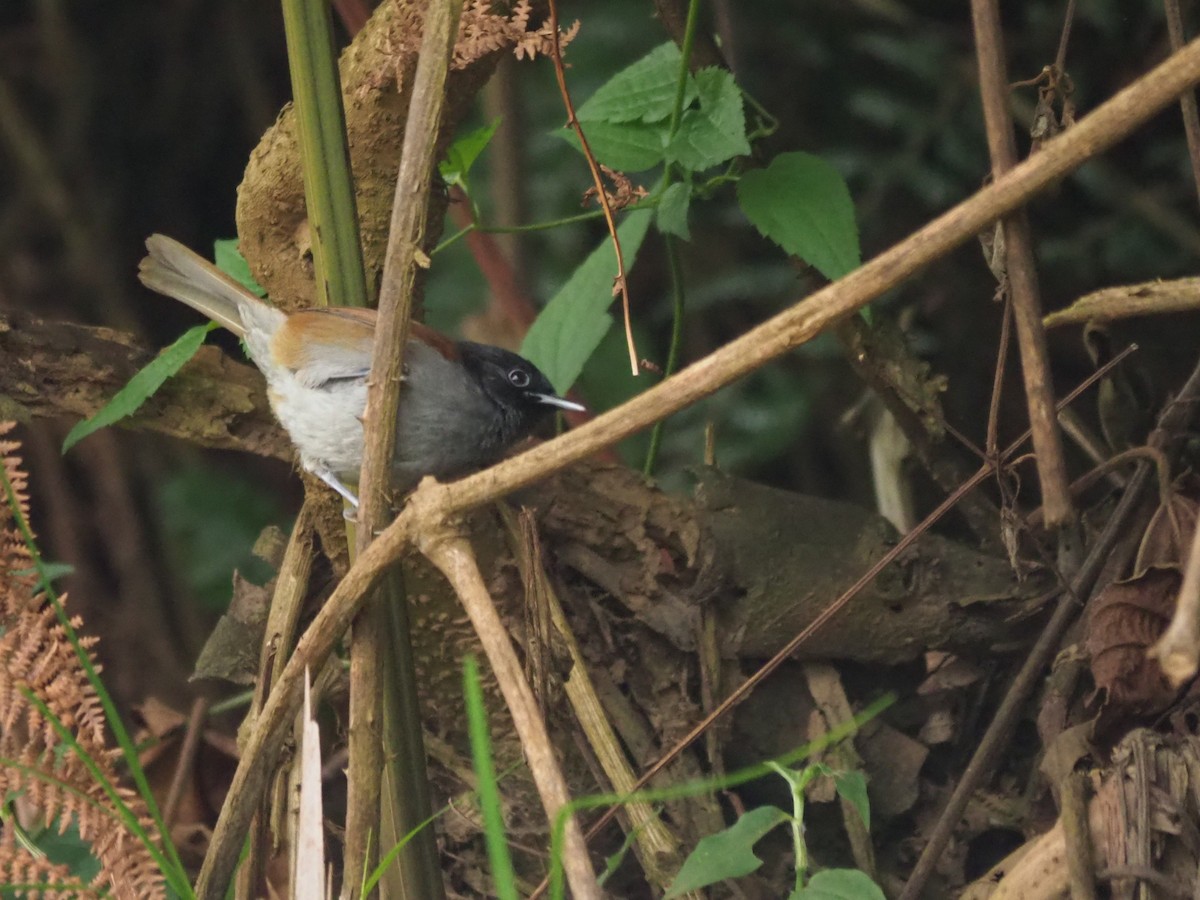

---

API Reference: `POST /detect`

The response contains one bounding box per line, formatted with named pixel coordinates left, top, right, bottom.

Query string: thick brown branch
left=0, top=309, right=288, bottom=461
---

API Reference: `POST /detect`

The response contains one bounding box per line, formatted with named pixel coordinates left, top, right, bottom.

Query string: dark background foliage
left=0, top=0, right=1195, bottom=834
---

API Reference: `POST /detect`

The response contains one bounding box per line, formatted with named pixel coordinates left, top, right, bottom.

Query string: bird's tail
left=138, top=234, right=284, bottom=341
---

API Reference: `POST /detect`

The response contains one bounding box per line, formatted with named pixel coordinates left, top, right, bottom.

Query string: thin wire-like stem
left=1054, top=0, right=1077, bottom=73
left=644, top=0, right=702, bottom=474
left=643, top=236, right=687, bottom=474
left=546, top=0, right=639, bottom=375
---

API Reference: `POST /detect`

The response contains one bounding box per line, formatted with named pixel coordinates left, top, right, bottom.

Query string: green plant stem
left=642, top=235, right=687, bottom=475
left=464, top=656, right=519, bottom=900
left=642, top=0, right=702, bottom=476
left=279, top=0, right=368, bottom=309
left=767, top=761, right=815, bottom=891
left=668, top=0, right=704, bottom=135
left=11, top=700, right=192, bottom=897
left=432, top=208, right=641, bottom=255
left=1, top=469, right=191, bottom=893
left=544, top=696, right=892, bottom=899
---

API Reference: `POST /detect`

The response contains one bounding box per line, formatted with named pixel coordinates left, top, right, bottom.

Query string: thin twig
left=1054, top=0, right=1077, bottom=73
left=162, top=697, right=210, bottom=829
left=546, top=0, right=639, bottom=376
left=1165, top=0, right=1200, bottom=211
left=899, top=347, right=1200, bottom=899
left=240, top=501, right=317, bottom=896
left=986, top=296, right=1013, bottom=458
left=973, top=0, right=1074, bottom=527
left=418, top=529, right=602, bottom=900
left=194, top=40, right=1200, bottom=895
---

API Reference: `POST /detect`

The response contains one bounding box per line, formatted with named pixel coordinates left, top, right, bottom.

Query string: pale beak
left=532, top=393, right=586, bottom=413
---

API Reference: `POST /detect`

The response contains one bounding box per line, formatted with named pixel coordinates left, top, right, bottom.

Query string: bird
left=137, top=234, right=584, bottom=508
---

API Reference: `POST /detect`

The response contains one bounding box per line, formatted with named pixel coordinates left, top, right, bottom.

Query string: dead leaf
left=1086, top=568, right=1179, bottom=729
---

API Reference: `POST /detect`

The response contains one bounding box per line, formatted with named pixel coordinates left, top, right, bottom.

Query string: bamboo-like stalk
left=348, top=0, right=461, bottom=896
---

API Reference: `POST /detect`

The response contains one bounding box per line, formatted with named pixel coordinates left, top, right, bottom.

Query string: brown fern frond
left=0, top=827, right=103, bottom=899
left=0, top=423, right=167, bottom=898
left=388, top=0, right=579, bottom=71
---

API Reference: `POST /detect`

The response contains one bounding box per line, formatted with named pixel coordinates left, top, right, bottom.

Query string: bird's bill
left=532, top=393, right=586, bottom=413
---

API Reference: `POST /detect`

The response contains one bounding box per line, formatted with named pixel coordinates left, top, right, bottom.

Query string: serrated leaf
left=521, top=211, right=653, bottom=394
left=666, top=67, right=750, bottom=172
left=577, top=42, right=695, bottom=124
left=62, top=322, right=218, bottom=453
left=737, top=151, right=861, bottom=280
left=440, top=118, right=500, bottom=194
left=555, top=120, right=667, bottom=173
left=664, top=806, right=789, bottom=898
left=214, top=240, right=266, bottom=297
left=656, top=181, right=692, bottom=240
left=791, top=868, right=887, bottom=900
left=833, top=770, right=870, bottom=830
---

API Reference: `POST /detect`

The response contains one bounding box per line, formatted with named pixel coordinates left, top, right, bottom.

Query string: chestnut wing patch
left=274, top=308, right=377, bottom=388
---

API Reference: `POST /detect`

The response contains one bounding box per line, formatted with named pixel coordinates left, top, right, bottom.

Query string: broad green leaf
left=576, top=42, right=694, bottom=124
left=62, top=323, right=218, bottom=453
left=555, top=120, right=667, bottom=173
left=214, top=240, right=267, bottom=297
left=521, top=210, right=653, bottom=394
left=656, top=182, right=692, bottom=240
left=833, top=770, right=870, bottom=830
left=664, top=806, right=789, bottom=897
left=791, top=868, right=887, bottom=900
left=33, top=821, right=101, bottom=884
left=666, top=68, right=750, bottom=172
left=440, top=118, right=501, bottom=194
left=737, top=151, right=861, bottom=280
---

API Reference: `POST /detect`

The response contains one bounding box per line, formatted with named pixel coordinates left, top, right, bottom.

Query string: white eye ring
left=508, top=368, right=531, bottom=388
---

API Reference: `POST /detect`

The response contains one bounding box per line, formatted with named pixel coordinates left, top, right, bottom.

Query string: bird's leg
left=308, top=465, right=360, bottom=509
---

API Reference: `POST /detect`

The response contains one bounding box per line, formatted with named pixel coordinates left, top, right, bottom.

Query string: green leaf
left=656, top=182, right=692, bottom=240
left=664, top=806, right=789, bottom=897
left=62, top=323, right=218, bottom=454
left=555, top=120, right=667, bottom=173
left=33, top=820, right=101, bottom=884
left=833, top=770, right=870, bottom=830
left=440, top=118, right=501, bottom=194
left=737, top=151, right=861, bottom=280
left=576, top=42, right=694, bottom=124
left=13, top=561, right=75, bottom=593
left=521, top=210, right=653, bottom=394
left=214, top=240, right=267, bottom=297
left=666, top=68, right=750, bottom=172
left=791, top=868, right=887, bottom=900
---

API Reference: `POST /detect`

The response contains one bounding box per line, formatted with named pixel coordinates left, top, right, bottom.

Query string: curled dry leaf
left=1085, top=567, right=1179, bottom=728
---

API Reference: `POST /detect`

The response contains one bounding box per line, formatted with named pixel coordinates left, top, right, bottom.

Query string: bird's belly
left=267, top=376, right=366, bottom=478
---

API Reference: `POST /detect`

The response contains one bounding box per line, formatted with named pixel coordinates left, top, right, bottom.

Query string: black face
left=457, top=342, right=576, bottom=436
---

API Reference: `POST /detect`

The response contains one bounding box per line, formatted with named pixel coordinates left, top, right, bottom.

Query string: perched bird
left=138, top=234, right=583, bottom=507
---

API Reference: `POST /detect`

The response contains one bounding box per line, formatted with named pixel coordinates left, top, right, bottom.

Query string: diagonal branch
left=418, top=528, right=601, bottom=900
left=193, top=35, right=1200, bottom=897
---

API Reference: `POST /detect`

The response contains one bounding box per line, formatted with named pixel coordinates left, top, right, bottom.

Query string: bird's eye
left=508, top=368, right=531, bottom=388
